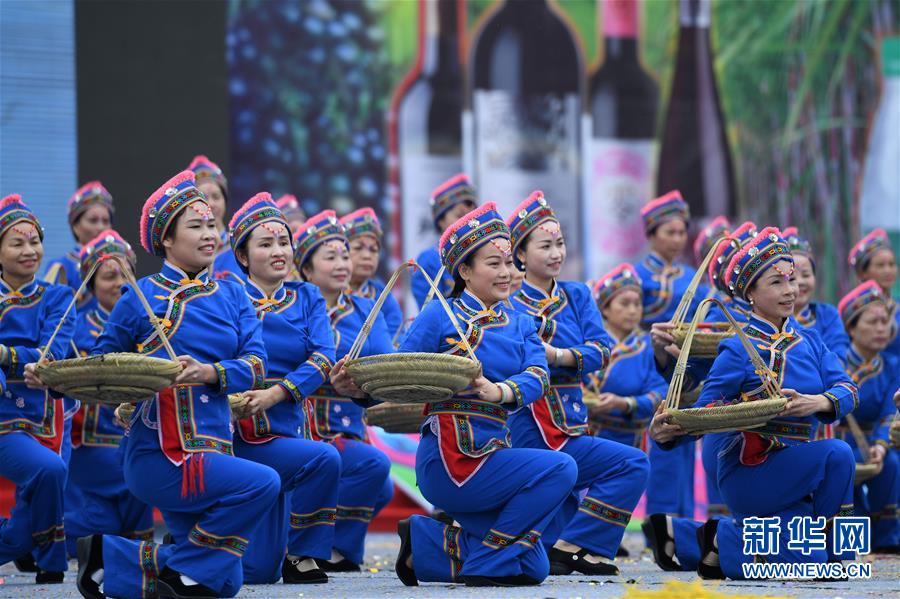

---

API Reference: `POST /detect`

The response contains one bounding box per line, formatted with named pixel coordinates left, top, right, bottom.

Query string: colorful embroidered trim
left=290, top=508, right=337, bottom=529
left=578, top=496, right=632, bottom=527
left=188, top=525, right=248, bottom=557
left=336, top=505, right=375, bottom=523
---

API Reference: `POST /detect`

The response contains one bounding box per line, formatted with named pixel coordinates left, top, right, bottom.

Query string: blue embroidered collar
left=520, top=278, right=559, bottom=301
left=747, top=313, right=795, bottom=338
left=0, top=276, right=40, bottom=298
left=458, top=288, right=505, bottom=314
left=847, top=345, right=880, bottom=370
left=245, top=278, right=286, bottom=303
left=159, top=261, right=211, bottom=286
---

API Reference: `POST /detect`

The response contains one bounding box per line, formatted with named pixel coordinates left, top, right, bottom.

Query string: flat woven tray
left=345, top=353, right=480, bottom=404
left=671, top=323, right=734, bottom=358
left=366, top=402, right=425, bottom=434
left=36, top=352, right=182, bottom=405
left=667, top=398, right=788, bottom=434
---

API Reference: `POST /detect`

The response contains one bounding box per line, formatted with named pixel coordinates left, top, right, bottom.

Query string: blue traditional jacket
left=70, top=306, right=123, bottom=448
left=305, top=292, right=392, bottom=442
left=796, top=301, right=849, bottom=359
left=352, top=277, right=404, bottom=339
left=636, top=253, right=709, bottom=328
left=838, top=348, right=898, bottom=451
left=412, top=246, right=455, bottom=309
left=884, top=296, right=900, bottom=363
left=399, top=290, right=551, bottom=486
left=237, top=280, right=336, bottom=443
left=587, top=332, right=668, bottom=448
left=507, top=279, right=612, bottom=449
left=44, top=247, right=97, bottom=312
left=92, top=261, right=267, bottom=464
left=0, top=277, right=75, bottom=451
left=671, top=314, right=857, bottom=471
left=212, top=248, right=246, bottom=284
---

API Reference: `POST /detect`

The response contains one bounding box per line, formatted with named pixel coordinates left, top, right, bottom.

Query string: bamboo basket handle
left=346, top=261, right=478, bottom=364
left=37, top=255, right=178, bottom=363
left=844, top=414, right=872, bottom=463
left=422, top=265, right=446, bottom=307
left=670, top=237, right=732, bottom=326
left=665, top=297, right=782, bottom=410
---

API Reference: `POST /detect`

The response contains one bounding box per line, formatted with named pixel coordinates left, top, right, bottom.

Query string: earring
left=749, top=297, right=754, bottom=305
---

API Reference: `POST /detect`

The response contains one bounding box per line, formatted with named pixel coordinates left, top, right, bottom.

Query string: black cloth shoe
left=35, top=569, right=64, bottom=584
left=395, top=518, right=418, bottom=586
left=696, top=519, right=725, bottom=580
left=548, top=546, right=619, bottom=576
left=281, top=556, right=328, bottom=584
left=462, top=574, right=539, bottom=586
left=13, top=553, right=38, bottom=573
left=430, top=510, right=455, bottom=526
left=642, top=513, right=681, bottom=572
left=76, top=535, right=105, bottom=598
left=157, top=566, right=217, bottom=599
left=616, top=544, right=630, bottom=557
left=315, top=557, right=361, bottom=572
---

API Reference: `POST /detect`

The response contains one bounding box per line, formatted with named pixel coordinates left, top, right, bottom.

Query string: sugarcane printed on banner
left=650, top=228, right=859, bottom=580
left=76, top=171, right=280, bottom=599
left=503, top=192, right=648, bottom=574
left=588, top=264, right=669, bottom=450
left=219, top=192, right=342, bottom=585
left=63, top=230, right=154, bottom=559
left=341, top=207, right=404, bottom=338
left=849, top=228, right=900, bottom=363
left=0, top=194, right=75, bottom=578
left=391, top=201, right=578, bottom=585
left=836, top=280, right=900, bottom=551
left=294, top=209, right=395, bottom=569
left=636, top=191, right=710, bottom=328
left=411, top=173, right=478, bottom=309
left=44, top=181, right=115, bottom=314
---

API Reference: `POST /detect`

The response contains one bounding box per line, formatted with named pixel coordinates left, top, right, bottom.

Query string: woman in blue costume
left=837, top=281, right=899, bottom=552
left=43, top=181, right=114, bottom=313
left=188, top=155, right=237, bottom=283
left=53, top=170, right=281, bottom=599
left=849, top=228, right=900, bottom=362
left=293, top=209, right=395, bottom=572
left=587, top=264, right=668, bottom=450
left=504, top=192, right=648, bottom=576
left=693, top=216, right=730, bottom=300
left=64, top=231, right=153, bottom=559
left=0, top=194, right=76, bottom=584
left=411, top=173, right=477, bottom=309
left=647, top=227, right=858, bottom=580
left=226, top=193, right=342, bottom=585
left=341, top=207, right=404, bottom=338
left=353, top=201, right=579, bottom=587
left=784, top=227, right=849, bottom=357
left=635, top=190, right=709, bottom=329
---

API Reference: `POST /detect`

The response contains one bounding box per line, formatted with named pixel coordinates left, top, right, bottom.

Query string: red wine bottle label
left=472, top=90, right=582, bottom=275
left=603, top=0, right=638, bottom=39
left=587, top=137, right=655, bottom=278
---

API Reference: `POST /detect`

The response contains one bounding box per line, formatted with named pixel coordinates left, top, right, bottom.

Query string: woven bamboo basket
left=114, top=402, right=135, bottom=426
left=668, top=239, right=736, bottom=358
left=844, top=414, right=884, bottom=485
left=228, top=394, right=250, bottom=420
left=663, top=298, right=787, bottom=434
left=34, top=255, right=182, bottom=404
left=366, top=402, right=425, bottom=434
left=344, top=262, right=481, bottom=404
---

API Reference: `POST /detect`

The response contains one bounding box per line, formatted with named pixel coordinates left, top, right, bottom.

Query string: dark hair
left=450, top=253, right=478, bottom=297
left=162, top=209, right=186, bottom=243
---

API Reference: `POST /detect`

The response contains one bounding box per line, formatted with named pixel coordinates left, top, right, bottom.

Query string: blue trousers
left=647, top=439, right=694, bottom=517
left=411, top=431, right=577, bottom=582
left=234, top=436, right=341, bottom=583
left=64, top=445, right=153, bottom=558
left=716, top=439, right=856, bottom=578
left=854, top=447, right=899, bottom=549
left=331, top=437, right=393, bottom=565
left=101, top=421, right=280, bottom=598
left=514, top=426, right=649, bottom=559
left=668, top=438, right=724, bottom=570
left=0, top=432, right=67, bottom=571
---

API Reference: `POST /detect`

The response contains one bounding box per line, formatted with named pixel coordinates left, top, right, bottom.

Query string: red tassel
left=180, top=454, right=207, bottom=498
left=181, top=459, right=190, bottom=498
left=197, top=453, right=206, bottom=495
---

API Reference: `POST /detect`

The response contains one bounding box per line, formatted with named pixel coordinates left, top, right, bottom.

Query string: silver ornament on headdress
left=468, top=218, right=480, bottom=229
left=748, top=246, right=759, bottom=257
left=449, top=234, right=458, bottom=244
left=149, top=208, right=158, bottom=218
left=518, top=209, right=528, bottom=219
left=165, top=187, right=178, bottom=196
left=328, top=216, right=337, bottom=225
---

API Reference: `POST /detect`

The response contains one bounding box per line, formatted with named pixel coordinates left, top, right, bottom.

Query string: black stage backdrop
left=75, top=0, right=230, bottom=276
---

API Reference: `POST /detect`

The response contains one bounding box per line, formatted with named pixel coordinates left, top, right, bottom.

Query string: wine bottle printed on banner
left=586, top=0, right=659, bottom=280
left=466, top=0, right=585, bottom=278
left=656, top=0, right=736, bottom=230
left=389, top=0, right=464, bottom=304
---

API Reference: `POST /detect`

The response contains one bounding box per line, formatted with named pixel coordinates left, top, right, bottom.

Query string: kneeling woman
left=649, top=228, right=858, bottom=579
left=52, top=172, right=281, bottom=599
left=0, top=195, right=75, bottom=583
left=294, top=210, right=394, bottom=571
left=227, top=194, right=342, bottom=584
left=505, top=193, right=648, bottom=576
left=837, top=281, right=899, bottom=552
left=387, top=202, right=578, bottom=586
left=64, top=231, right=153, bottom=557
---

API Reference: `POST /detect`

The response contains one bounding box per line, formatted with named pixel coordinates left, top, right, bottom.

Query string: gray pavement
left=1, top=532, right=897, bottom=598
